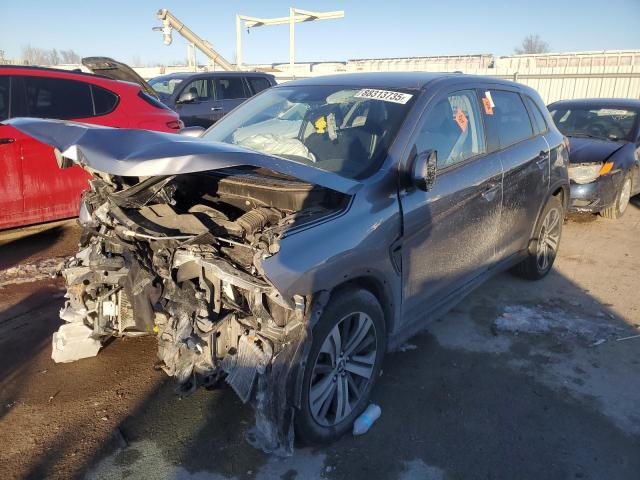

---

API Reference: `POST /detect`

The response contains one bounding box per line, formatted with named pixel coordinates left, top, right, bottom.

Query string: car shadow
left=0, top=222, right=72, bottom=270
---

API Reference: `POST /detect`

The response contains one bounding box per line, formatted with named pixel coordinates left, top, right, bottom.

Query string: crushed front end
left=54, top=168, right=343, bottom=453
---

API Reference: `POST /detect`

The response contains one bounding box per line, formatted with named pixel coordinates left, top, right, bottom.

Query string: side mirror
left=178, top=126, right=205, bottom=138
left=410, top=149, right=438, bottom=191
left=177, top=90, right=198, bottom=104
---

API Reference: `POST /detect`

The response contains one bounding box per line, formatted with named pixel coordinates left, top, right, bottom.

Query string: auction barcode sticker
left=354, top=89, right=413, bottom=104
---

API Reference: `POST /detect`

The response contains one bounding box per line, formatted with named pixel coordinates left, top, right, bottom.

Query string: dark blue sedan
left=548, top=98, right=640, bottom=219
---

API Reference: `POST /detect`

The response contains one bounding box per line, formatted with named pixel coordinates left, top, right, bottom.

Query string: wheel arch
left=529, top=181, right=569, bottom=240
left=335, top=275, right=394, bottom=337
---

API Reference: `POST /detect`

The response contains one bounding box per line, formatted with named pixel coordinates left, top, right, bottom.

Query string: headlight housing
left=569, top=162, right=613, bottom=184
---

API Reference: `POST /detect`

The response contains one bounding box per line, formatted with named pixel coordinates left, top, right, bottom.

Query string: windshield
left=149, top=77, right=184, bottom=95
left=202, top=85, right=416, bottom=179
left=549, top=106, right=638, bottom=142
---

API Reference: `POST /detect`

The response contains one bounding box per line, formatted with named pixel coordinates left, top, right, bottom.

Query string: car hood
left=82, top=57, right=158, bottom=99
left=5, top=118, right=361, bottom=195
left=567, top=137, right=626, bottom=164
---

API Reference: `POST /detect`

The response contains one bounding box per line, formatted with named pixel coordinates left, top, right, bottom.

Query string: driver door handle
left=0, top=137, right=15, bottom=145
left=211, top=107, right=222, bottom=111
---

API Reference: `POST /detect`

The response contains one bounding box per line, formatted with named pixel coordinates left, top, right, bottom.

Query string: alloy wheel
left=619, top=178, right=632, bottom=215
left=536, top=207, right=561, bottom=272
left=309, top=311, right=378, bottom=427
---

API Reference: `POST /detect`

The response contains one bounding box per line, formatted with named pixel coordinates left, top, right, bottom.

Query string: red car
left=0, top=57, right=182, bottom=230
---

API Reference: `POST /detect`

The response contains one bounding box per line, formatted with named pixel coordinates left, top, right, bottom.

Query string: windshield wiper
left=564, top=132, right=605, bottom=141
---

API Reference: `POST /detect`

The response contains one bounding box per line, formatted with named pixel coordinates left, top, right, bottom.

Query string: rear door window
left=91, top=85, right=119, bottom=115
left=247, top=77, right=271, bottom=95
left=489, top=90, right=534, bottom=147
left=525, top=95, right=548, bottom=134
left=23, top=76, right=93, bottom=119
left=415, top=89, right=486, bottom=169
left=0, top=77, right=9, bottom=121
left=215, top=77, right=248, bottom=100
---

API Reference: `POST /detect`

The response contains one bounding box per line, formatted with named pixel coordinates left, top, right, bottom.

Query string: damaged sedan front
left=7, top=81, right=416, bottom=452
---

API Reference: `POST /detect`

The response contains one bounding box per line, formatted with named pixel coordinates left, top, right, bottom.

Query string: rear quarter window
left=23, top=76, right=93, bottom=119
left=490, top=90, right=534, bottom=147
left=247, top=77, right=272, bottom=95
left=216, top=77, right=248, bottom=100
left=525, top=95, right=548, bottom=134
left=91, top=85, right=119, bottom=115
left=137, top=90, right=172, bottom=110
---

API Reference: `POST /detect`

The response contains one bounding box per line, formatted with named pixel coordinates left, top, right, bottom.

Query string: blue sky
left=2, top=0, right=639, bottom=65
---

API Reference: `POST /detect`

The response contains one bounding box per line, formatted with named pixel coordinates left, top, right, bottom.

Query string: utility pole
left=235, top=7, right=344, bottom=76
left=289, top=7, right=295, bottom=75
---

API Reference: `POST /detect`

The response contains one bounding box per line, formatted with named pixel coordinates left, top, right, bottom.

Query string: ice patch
left=86, top=439, right=327, bottom=480
left=399, top=459, right=445, bottom=480
left=493, top=305, right=625, bottom=340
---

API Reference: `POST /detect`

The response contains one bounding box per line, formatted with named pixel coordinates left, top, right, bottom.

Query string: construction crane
left=154, top=8, right=235, bottom=71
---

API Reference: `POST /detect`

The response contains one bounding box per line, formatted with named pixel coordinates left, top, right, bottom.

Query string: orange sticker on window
left=455, top=108, right=468, bottom=131
left=482, top=97, right=494, bottom=115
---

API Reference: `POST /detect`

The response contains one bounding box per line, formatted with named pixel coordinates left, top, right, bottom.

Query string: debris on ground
left=398, top=342, right=418, bottom=352
left=48, top=390, right=61, bottom=403
left=616, top=334, right=640, bottom=342
left=353, top=404, right=382, bottom=436
left=51, top=322, right=102, bottom=363
left=112, top=427, right=128, bottom=449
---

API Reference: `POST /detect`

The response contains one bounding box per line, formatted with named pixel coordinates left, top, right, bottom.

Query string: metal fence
left=6, top=50, right=640, bottom=104
left=460, top=67, right=640, bottom=104
left=258, top=51, right=640, bottom=104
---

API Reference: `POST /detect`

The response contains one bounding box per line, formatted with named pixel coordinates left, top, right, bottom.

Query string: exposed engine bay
left=55, top=165, right=346, bottom=453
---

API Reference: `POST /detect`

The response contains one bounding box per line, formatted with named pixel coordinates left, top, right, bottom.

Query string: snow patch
left=0, top=256, right=67, bottom=287
left=493, top=304, right=624, bottom=340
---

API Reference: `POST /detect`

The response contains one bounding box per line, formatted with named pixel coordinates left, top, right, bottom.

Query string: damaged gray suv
left=7, top=73, right=569, bottom=453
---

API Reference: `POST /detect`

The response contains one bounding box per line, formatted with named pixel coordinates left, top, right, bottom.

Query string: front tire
left=511, top=195, right=564, bottom=280
left=601, top=174, right=632, bottom=220
left=295, top=288, right=386, bottom=444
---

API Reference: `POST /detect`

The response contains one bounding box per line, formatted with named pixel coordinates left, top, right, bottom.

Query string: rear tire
left=511, top=195, right=564, bottom=280
left=295, top=288, right=385, bottom=444
left=601, top=174, right=632, bottom=220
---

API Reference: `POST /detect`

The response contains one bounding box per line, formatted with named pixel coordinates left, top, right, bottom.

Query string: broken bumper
left=569, top=174, right=621, bottom=212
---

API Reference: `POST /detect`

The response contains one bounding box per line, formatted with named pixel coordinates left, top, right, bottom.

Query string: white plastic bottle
left=353, top=404, right=381, bottom=435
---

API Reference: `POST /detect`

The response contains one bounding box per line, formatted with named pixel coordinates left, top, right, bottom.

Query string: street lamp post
left=235, top=7, right=344, bottom=76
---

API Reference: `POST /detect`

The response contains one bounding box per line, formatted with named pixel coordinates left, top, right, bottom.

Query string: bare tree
left=21, top=45, right=81, bottom=65
left=21, top=45, right=48, bottom=65
left=60, top=49, right=81, bottom=64
left=514, top=35, right=550, bottom=55
left=50, top=48, right=60, bottom=65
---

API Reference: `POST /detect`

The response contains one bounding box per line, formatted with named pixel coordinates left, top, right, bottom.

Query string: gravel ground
left=1, top=202, right=639, bottom=480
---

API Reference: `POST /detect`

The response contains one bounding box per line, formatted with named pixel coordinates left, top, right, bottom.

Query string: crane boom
left=156, top=8, right=236, bottom=71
